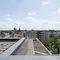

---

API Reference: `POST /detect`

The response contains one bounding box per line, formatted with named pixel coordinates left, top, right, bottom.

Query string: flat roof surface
left=0, top=42, right=15, bottom=54
left=0, top=56, right=60, bottom=60
left=0, top=37, right=20, bottom=39
left=33, top=39, right=51, bottom=55
left=0, top=38, right=25, bottom=56
left=0, top=38, right=60, bottom=60
left=0, top=38, right=20, bottom=54
left=14, top=38, right=34, bottom=55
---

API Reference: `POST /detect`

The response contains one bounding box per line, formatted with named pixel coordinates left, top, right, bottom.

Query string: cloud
left=57, top=8, right=60, bottom=13
left=24, top=16, right=60, bottom=30
left=42, top=2, right=48, bottom=5
left=25, top=16, right=37, bottom=22
left=27, top=12, right=36, bottom=16
left=0, top=18, right=24, bottom=30
left=0, top=16, right=60, bottom=30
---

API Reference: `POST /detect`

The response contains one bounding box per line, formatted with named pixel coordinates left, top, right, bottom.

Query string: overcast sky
left=0, top=0, right=60, bottom=30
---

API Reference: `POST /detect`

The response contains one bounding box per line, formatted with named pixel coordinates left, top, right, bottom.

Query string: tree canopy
left=42, top=34, right=60, bottom=54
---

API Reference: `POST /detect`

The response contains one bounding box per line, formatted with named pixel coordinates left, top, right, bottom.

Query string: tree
left=50, top=33, right=54, bottom=38
left=42, top=35, right=60, bottom=54
left=14, top=27, right=16, bottom=31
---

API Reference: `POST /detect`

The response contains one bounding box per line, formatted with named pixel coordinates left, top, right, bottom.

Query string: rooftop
left=0, top=38, right=59, bottom=60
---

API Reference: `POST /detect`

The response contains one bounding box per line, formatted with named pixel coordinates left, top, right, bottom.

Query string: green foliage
left=10, top=35, right=14, bottom=37
left=50, top=33, right=54, bottom=38
left=0, top=31, right=9, bottom=33
left=42, top=35, right=60, bottom=54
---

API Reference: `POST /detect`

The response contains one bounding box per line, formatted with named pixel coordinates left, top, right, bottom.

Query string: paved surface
left=33, top=39, right=50, bottom=54
left=14, top=38, right=34, bottom=55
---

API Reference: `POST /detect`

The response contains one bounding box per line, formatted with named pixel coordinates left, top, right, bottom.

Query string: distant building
left=28, top=30, right=60, bottom=41
left=28, top=30, right=37, bottom=38
left=1, top=32, right=5, bottom=37
left=37, top=30, right=60, bottom=41
left=37, top=31, right=45, bottom=41
left=18, top=27, right=21, bottom=32
left=45, top=30, right=60, bottom=39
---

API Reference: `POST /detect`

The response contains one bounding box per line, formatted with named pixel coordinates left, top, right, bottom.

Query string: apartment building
left=28, top=30, right=60, bottom=41
left=45, top=30, right=60, bottom=39
left=37, top=30, right=60, bottom=41
left=37, top=31, right=45, bottom=41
